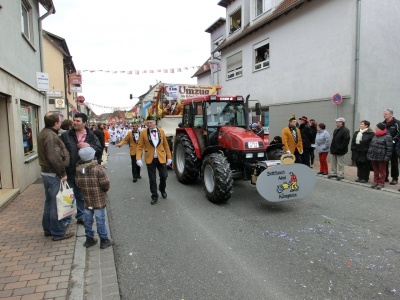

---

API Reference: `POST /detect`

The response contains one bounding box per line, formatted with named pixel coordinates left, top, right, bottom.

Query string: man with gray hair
left=382, top=108, right=400, bottom=185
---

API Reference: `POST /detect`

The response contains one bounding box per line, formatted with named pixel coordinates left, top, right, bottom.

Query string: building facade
left=197, top=0, right=400, bottom=162
left=0, top=1, right=55, bottom=200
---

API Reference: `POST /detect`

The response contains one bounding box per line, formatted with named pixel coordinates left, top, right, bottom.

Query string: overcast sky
left=42, top=1, right=225, bottom=114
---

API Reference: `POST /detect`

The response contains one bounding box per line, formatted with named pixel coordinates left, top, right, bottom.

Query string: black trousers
left=130, top=155, right=141, bottom=179
left=386, top=143, right=399, bottom=180
left=301, top=148, right=311, bottom=167
left=294, top=149, right=302, bottom=164
left=146, top=158, right=168, bottom=198
left=356, top=160, right=371, bottom=181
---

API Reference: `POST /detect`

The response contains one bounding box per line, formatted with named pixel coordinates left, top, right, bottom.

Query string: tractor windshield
left=206, top=102, right=246, bottom=126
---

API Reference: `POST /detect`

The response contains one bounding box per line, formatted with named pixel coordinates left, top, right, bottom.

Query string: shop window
left=254, top=42, right=270, bottom=71
left=255, top=0, right=273, bottom=18
left=21, top=0, right=33, bottom=44
left=20, top=102, right=38, bottom=158
left=229, top=8, right=242, bottom=34
left=226, top=52, right=242, bottom=80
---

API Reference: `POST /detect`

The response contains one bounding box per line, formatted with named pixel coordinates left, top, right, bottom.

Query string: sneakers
left=370, top=183, right=378, bottom=189
left=389, top=179, right=398, bottom=185
left=100, top=238, right=114, bottom=249
left=83, top=237, right=98, bottom=248
left=355, top=178, right=361, bottom=182
left=336, top=176, right=344, bottom=181
left=327, top=174, right=337, bottom=179
left=376, top=184, right=384, bottom=190
left=359, top=179, right=367, bottom=183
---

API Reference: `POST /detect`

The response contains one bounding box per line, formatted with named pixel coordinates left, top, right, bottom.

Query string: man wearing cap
left=61, top=113, right=102, bottom=224
left=298, top=116, right=314, bottom=167
left=136, top=116, right=172, bottom=205
left=117, top=122, right=142, bottom=182
left=382, top=108, right=400, bottom=185
left=328, top=117, right=350, bottom=180
left=281, top=115, right=303, bottom=163
left=38, top=112, right=73, bottom=241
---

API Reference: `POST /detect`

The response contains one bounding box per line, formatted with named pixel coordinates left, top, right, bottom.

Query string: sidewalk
left=0, top=179, right=120, bottom=300
left=0, top=163, right=399, bottom=299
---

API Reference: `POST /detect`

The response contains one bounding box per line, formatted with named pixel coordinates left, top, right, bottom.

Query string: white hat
left=335, top=117, right=345, bottom=122
left=78, top=147, right=96, bottom=162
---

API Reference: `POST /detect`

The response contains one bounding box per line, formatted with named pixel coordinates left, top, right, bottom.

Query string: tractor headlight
left=257, top=152, right=265, bottom=158
left=246, top=153, right=253, bottom=158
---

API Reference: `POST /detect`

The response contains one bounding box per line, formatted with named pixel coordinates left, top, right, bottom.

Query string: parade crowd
left=278, top=108, right=400, bottom=191
left=37, top=105, right=399, bottom=249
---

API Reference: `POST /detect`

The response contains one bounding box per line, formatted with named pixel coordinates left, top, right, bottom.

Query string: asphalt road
left=106, top=144, right=400, bottom=300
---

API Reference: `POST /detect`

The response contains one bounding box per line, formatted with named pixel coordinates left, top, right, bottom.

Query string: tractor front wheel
left=202, top=153, right=233, bottom=203
left=174, top=133, right=200, bottom=183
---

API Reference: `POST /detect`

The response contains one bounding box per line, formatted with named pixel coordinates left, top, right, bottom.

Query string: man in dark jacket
left=328, top=117, right=350, bottom=180
left=61, top=113, right=102, bottom=224
left=93, top=123, right=105, bottom=164
left=38, top=112, right=73, bottom=241
left=382, top=108, right=400, bottom=185
left=298, top=116, right=313, bottom=167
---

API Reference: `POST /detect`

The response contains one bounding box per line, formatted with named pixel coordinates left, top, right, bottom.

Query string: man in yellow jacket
left=136, top=116, right=172, bottom=205
left=117, top=122, right=141, bottom=182
left=281, top=115, right=303, bottom=163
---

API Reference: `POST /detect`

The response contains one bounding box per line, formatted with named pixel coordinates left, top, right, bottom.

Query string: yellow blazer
left=137, top=127, right=172, bottom=164
left=281, top=126, right=303, bottom=154
left=117, top=130, right=140, bottom=156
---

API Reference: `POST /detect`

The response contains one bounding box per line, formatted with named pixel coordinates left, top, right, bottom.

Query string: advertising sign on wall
left=163, top=84, right=222, bottom=101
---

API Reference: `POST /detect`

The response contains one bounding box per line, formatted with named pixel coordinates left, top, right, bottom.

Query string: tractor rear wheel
left=202, top=153, right=233, bottom=203
left=174, top=133, right=200, bottom=183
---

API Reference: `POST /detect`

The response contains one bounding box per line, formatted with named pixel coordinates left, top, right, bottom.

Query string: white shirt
left=149, top=128, right=158, bottom=158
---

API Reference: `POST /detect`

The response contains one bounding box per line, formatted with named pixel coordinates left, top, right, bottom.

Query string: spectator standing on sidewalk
left=117, top=122, right=142, bottom=182
left=382, top=108, right=400, bottom=185
left=61, top=113, right=102, bottom=225
left=75, top=147, right=114, bottom=249
left=282, top=115, right=303, bottom=163
left=298, top=116, right=313, bottom=167
left=367, top=123, right=393, bottom=190
left=309, top=119, right=318, bottom=167
left=93, top=123, right=105, bottom=164
left=38, top=112, right=73, bottom=241
left=351, top=120, right=375, bottom=183
left=315, top=123, right=330, bottom=175
left=328, top=117, right=350, bottom=181
left=136, top=116, right=172, bottom=205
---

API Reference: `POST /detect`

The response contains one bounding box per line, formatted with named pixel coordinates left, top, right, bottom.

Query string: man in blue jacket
left=61, top=113, right=102, bottom=224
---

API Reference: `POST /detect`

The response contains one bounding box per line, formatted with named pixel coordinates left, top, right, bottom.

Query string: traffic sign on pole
left=331, top=93, right=342, bottom=105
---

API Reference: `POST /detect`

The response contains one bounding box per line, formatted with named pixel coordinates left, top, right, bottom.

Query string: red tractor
left=173, top=95, right=278, bottom=203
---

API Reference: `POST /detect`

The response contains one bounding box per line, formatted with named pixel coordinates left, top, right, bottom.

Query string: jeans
left=84, top=208, right=108, bottom=239
left=372, top=160, right=387, bottom=185
left=67, top=177, right=85, bottom=221
left=42, top=175, right=66, bottom=238
left=146, top=158, right=168, bottom=198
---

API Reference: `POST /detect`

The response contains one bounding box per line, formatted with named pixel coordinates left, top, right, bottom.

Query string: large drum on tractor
left=172, top=95, right=316, bottom=204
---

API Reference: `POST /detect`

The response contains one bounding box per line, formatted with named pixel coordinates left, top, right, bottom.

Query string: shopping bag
left=101, top=149, right=108, bottom=167
left=56, top=181, right=76, bottom=220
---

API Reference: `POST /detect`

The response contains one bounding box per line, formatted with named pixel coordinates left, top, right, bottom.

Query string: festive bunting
left=77, top=63, right=220, bottom=75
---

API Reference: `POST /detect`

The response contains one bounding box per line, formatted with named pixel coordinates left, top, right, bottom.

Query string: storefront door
left=0, top=94, right=13, bottom=189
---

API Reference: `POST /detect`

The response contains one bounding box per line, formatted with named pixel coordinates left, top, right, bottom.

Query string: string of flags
left=84, top=101, right=134, bottom=111
left=77, top=64, right=219, bottom=75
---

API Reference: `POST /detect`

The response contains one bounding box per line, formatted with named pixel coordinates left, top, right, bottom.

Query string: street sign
left=77, top=96, right=85, bottom=103
left=332, top=93, right=343, bottom=105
